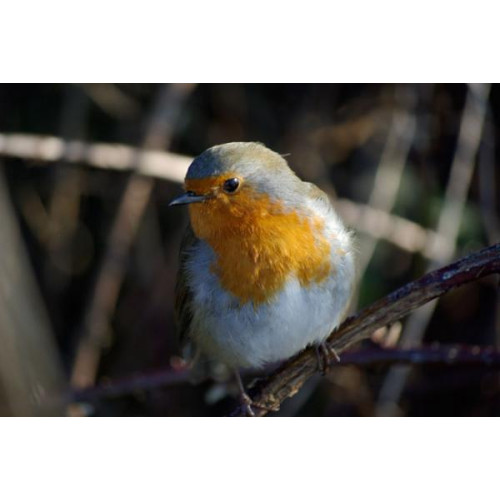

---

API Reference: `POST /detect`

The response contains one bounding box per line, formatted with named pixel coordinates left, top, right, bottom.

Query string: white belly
left=186, top=232, right=355, bottom=368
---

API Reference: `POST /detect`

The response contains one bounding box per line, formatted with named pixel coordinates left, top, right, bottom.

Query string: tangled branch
left=232, top=243, right=500, bottom=416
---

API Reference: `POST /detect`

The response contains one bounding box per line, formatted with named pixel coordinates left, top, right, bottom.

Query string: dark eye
left=222, top=178, right=240, bottom=193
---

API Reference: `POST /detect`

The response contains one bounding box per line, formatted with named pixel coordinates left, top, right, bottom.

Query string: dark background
left=0, top=83, right=498, bottom=416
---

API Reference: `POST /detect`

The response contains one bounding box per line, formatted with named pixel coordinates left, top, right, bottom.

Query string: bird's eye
left=222, top=178, right=240, bottom=193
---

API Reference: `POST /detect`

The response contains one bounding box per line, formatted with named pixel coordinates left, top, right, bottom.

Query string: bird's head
left=169, top=142, right=302, bottom=239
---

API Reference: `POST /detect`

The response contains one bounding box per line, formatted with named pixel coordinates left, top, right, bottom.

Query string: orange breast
left=186, top=177, right=332, bottom=305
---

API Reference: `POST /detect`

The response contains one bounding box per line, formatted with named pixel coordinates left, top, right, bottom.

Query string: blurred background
left=0, top=83, right=498, bottom=417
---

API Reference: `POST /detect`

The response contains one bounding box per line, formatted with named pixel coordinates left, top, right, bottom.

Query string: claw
left=239, top=391, right=256, bottom=417
left=234, top=369, right=258, bottom=416
left=233, top=370, right=280, bottom=416
left=315, top=342, right=340, bottom=374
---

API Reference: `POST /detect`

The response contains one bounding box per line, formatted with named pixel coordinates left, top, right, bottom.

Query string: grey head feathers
left=186, top=142, right=306, bottom=205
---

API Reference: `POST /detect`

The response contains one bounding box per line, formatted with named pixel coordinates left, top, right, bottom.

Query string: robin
left=170, top=142, right=355, bottom=415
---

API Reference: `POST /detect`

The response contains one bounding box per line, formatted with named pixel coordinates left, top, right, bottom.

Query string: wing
left=303, top=181, right=335, bottom=214
left=174, top=225, right=198, bottom=351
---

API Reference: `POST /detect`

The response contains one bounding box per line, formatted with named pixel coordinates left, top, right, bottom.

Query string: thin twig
left=46, top=85, right=89, bottom=286
left=335, top=198, right=453, bottom=259
left=230, top=243, right=500, bottom=416
left=80, top=83, right=141, bottom=119
left=376, top=83, right=491, bottom=415
left=69, top=342, right=500, bottom=405
left=340, top=344, right=500, bottom=366
left=0, top=132, right=452, bottom=259
left=72, top=368, right=193, bottom=402
left=478, top=104, right=500, bottom=244
left=357, top=86, right=417, bottom=276
left=0, top=163, right=66, bottom=416
left=477, top=101, right=500, bottom=348
left=69, top=84, right=196, bottom=396
left=0, top=132, right=191, bottom=183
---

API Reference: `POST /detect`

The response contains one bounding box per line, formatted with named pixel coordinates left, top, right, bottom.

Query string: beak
left=169, top=191, right=207, bottom=207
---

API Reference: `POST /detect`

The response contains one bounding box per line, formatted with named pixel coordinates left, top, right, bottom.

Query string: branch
left=1, top=132, right=456, bottom=260
left=340, top=344, right=500, bottom=367
left=335, top=198, right=453, bottom=259
left=72, top=368, right=193, bottom=402
left=69, top=343, right=500, bottom=405
left=376, top=83, right=491, bottom=414
left=356, top=87, right=416, bottom=276
left=231, top=243, right=500, bottom=416
left=0, top=162, right=66, bottom=415
left=69, top=84, right=196, bottom=399
left=0, top=132, right=191, bottom=183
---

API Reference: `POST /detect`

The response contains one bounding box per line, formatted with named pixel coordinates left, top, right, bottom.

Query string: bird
left=170, top=142, right=355, bottom=415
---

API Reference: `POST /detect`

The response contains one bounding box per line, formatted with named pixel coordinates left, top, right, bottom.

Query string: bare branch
left=69, top=84, right=196, bottom=397
left=72, top=368, right=193, bottom=403
left=0, top=132, right=454, bottom=260
left=340, top=344, right=500, bottom=367
left=0, top=163, right=66, bottom=416
left=335, top=198, right=453, bottom=259
left=356, top=86, right=416, bottom=276
left=80, top=83, right=141, bottom=119
left=231, top=243, right=500, bottom=416
left=0, top=132, right=191, bottom=183
left=377, top=83, right=491, bottom=414
left=69, top=342, right=500, bottom=406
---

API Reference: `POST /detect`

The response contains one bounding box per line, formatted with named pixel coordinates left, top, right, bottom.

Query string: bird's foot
left=234, top=369, right=280, bottom=416
left=315, top=342, right=340, bottom=375
left=238, top=390, right=281, bottom=416
left=239, top=391, right=257, bottom=417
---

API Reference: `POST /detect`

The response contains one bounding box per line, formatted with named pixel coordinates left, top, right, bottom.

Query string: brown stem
left=69, top=342, right=500, bottom=406
left=70, top=84, right=196, bottom=393
left=336, top=344, right=500, bottom=367
left=231, top=243, right=500, bottom=416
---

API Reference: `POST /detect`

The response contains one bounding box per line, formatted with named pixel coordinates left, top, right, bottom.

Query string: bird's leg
left=234, top=369, right=257, bottom=416
left=315, top=341, right=341, bottom=375
left=233, top=370, right=280, bottom=416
